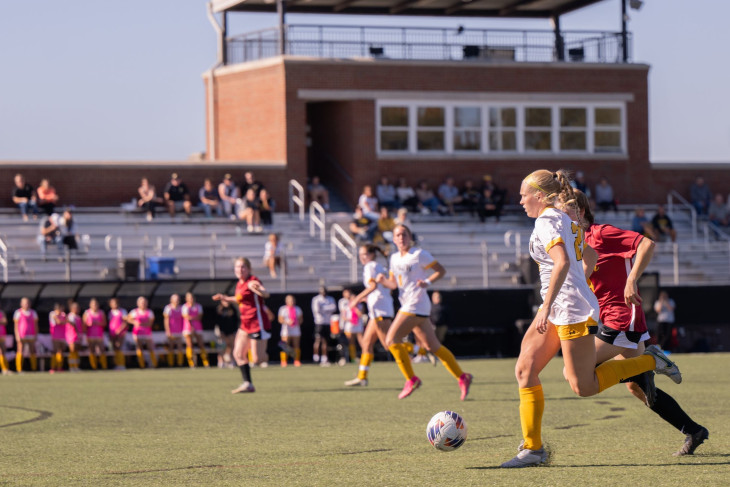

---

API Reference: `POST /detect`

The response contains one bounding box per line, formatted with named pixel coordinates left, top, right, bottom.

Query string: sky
left=0, top=0, right=728, bottom=163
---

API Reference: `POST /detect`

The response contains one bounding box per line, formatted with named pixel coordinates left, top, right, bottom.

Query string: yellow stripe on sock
left=519, top=385, right=544, bottom=451
left=388, top=343, right=415, bottom=380
left=434, top=346, right=463, bottom=379
left=595, top=355, right=655, bottom=392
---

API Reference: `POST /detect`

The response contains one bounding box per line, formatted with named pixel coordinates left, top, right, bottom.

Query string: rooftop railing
left=226, top=24, right=631, bottom=65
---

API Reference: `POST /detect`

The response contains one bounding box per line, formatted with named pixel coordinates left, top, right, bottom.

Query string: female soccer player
left=569, top=190, right=706, bottom=456
left=501, top=169, right=680, bottom=468
left=345, top=244, right=394, bottom=387
left=182, top=293, right=210, bottom=368
left=108, top=297, right=128, bottom=370
left=378, top=225, right=473, bottom=400
left=277, top=294, right=303, bottom=367
left=0, top=308, right=10, bottom=375
left=66, top=302, right=82, bottom=372
left=163, top=294, right=185, bottom=367
left=341, top=289, right=364, bottom=364
left=49, top=302, right=68, bottom=373
left=13, top=297, right=39, bottom=372
left=83, top=298, right=108, bottom=370
left=213, top=257, right=271, bottom=394
left=126, top=296, right=157, bottom=369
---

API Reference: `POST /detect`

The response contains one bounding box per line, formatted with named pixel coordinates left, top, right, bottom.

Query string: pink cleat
left=398, top=376, right=422, bottom=399
left=459, top=373, right=473, bottom=401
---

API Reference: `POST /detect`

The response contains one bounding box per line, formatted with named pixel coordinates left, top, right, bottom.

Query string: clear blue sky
left=0, top=0, right=727, bottom=162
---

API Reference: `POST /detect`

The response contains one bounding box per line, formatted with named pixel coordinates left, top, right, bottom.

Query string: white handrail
left=667, top=190, right=697, bottom=243
left=105, top=235, right=123, bottom=260
left=330, top=223, right=358, bottom=282
left=289, top=179, right=306, bottom=222
left=310, top=202, right=326, bottom=242
left=480, top=241, right=490, bottom=288
left=672, top=242, right=679, bottom=285
left=504, top=230, right=523, bottom=263
left=154, top=236, right=175, bottom=256
left=0, top=237, right=8, bottom=283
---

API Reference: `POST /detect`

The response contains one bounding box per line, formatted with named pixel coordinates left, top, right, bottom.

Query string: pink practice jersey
left=49, top=311, right=67, bottom=341
left=66, top=313, right=82, bottom=344
left=130, top=308, right=154, bottom=336
left=163, top=305, right=184, bottom=335
left=108, top=308, right=128, bottom=337
left=0, top=310, right=7, bottom=337
left=182, top=303, right=203, bottom=334
left=14, top=309, right=38, bottom=338
left=84, top=309, right=106, bottom=339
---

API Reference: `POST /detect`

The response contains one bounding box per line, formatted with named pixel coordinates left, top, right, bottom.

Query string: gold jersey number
left=570, top=222, right=584, bottom=261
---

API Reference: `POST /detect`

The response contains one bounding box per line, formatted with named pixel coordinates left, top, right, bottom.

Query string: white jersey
left=363, top=260, right=394, bottom=319
left=277, top=305, right=302, bottom=338
left=529, top=207, right=599, bottom=326
left=389, top=247, right=437, bottom=316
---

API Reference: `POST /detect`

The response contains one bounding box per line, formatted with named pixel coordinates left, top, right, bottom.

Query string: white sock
left=313, top=354, right=320, bottom=362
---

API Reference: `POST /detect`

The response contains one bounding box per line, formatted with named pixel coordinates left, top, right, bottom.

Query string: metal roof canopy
left=210, top=0, right=606, bottom=18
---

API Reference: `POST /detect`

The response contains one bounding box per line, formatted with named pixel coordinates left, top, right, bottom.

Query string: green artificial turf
left=1, top=354, right=728, bottom=486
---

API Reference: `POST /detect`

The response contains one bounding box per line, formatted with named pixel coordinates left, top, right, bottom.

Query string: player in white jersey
left=501, top=169, right=680, bottom=468
left=344, top=244, right=394, bottom=387
left=379, top=225, right=473, bottom=401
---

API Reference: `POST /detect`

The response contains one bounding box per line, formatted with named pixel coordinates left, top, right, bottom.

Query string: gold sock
left=136, top=350, right=146, bottom=369
left=295, top=348, right=301, bottom=362
left=519, top=385, right=545, bottom=451
left=0, top=355, right=7, bottom=372
left=200, top=348, right=209, bottom=367
left=595, top=355, right=655, bottom=392
left=149, top=350, right=158, bottom=368
left=50, top=354, right=57, bottom=371
left=418, top=348, right=427, bottom=357
left=280, top=351, right=288, bottom=363
left=99, top=354, right=108, bottom=369
left=357, top=353, right=373, bottom=380
left=30, top=354, right=37, bottom=371
left=403, top=342, right=415, bottom=355
left=176, top=351, right=184, bottom=367
left=115, top=351, right=124, bottom=368
left=69, top=351, right=79, bottom=370
left=434, top=346, right=464, bottom=379
left=167, top=352, right=174, bottom=366
left=388, top=343, right=415, bottom=380
left=186, top=347, right=195, bottom=367
left=349, top=343, right=357, bottom=361
left=55, top=351, right=64, bottom=370
left=89, top=353, right=98, bottom=370
left=16, top=353, right=23, bottom=372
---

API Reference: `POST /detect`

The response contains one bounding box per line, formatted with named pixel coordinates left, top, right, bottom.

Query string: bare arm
left=351, top=280, right=378, bottom=306
left=625, top=237, right=655, bottom=307
left=582, top=244, right=598, bottom=280
left=417, top=262, right=446, bottom=288
left=378, top=272, right=398, bottom=290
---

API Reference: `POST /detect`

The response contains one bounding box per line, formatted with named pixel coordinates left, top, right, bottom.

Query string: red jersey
left=585, top=223, right=647, bottom=333
left=235, top=275, right=271, bottom=334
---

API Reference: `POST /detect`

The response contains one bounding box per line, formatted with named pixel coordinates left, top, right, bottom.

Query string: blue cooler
left=146, top=257, right=176, bottom=280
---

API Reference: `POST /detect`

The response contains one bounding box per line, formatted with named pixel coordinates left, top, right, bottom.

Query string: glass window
left=381, top=131, right=409, bottom=151
left=417, top=107, right=445, bottom=152
left=488, top=107, right=517, bottom=152
left=560, top=108, right=586, bottom=128
left=417, top=107, right=444, bottom=127
left=595, top=108, right=621, bottom=126
left=525, top=107, right=551, bottom=127
left=454, top=107, right=481, bottom=151
left=417, top=132, right=445, bottom=151
left=454, top=107, right=480, bottom=127
left=381, top=106, right=408, bottom=127
left=524, top=107, right=552, bottom=151
left=560, top=107, right=587, bottom=151
left=594, top=107, right=622, bottom=153
left=380, top=106, right=409, bottom=152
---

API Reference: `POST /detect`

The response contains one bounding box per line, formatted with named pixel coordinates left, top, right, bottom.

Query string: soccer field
left=1, top=354, right=728, bottom=486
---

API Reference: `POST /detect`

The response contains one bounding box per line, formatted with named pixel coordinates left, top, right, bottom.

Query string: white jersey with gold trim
left=363, top=260, right=394, bottom=319
left=389, top=247, right=437, bottom=316
left=529, top=207, right=599, bottom=326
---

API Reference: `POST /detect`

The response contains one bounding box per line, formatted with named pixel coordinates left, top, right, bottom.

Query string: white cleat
left=500, top=447, right=548, bottom=468
left=344, top=377, right=368, bottom=387
left=644, top=345, right=682, bottom=384
left=231, top=381, right=255, bottom=394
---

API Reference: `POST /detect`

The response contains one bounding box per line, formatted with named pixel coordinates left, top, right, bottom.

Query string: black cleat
left=674, top=426, right=709, bottom=456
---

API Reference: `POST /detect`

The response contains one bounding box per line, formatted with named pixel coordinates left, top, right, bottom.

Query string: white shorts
left=344, top=321, right=363, bottom=334
left=397, top=297, right=431, bottom=317
left=280, top=324, right=301, bottom=338
left=368, top=299, right=394, bottom=321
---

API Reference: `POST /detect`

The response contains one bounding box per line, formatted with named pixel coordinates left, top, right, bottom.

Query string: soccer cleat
left=280, top=361, right=288, bottom=368
left=459, top=373, right=473, bottom=401
left=398, top=376, right=422, bottom=399
left=293, top=360, right=301, bottom=367
left=337, top=357, right=347, bottom=367
left=500, top=447, right=548, bottom=468
left=344, top=377, right=368, bottom=387
left=644, top=345, right=682, bottom=384
left=674, top=426, right=709, bottom=456
left=231, top=381, right=255, bottom=394
left=427, top=353, right=437, bottom=366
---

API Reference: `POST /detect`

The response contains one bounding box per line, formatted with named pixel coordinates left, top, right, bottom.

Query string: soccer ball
left=426, top=411, right=467, bottom=451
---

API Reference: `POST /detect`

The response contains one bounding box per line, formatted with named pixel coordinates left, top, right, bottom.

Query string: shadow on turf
left=0, top=405, right=53, bottom=429
left=467, top=460, right=730, bottom=470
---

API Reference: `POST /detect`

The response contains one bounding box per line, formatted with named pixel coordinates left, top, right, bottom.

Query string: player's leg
left=133, top=335, right=146, bottom=368
left=195, top=332, right=209, bottom=367
left=232, top=330, right=255, bottom=393
left=346, top=319, right=379, bottom=386
left=184, top=333, right=196, bottom=367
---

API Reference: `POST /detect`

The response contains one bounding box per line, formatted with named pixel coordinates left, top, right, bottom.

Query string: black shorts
left=247, top=331, right=262, bottom=340
left=595, top=322, right=647, bottom=348
left=314, top=324, right=329, bottom=338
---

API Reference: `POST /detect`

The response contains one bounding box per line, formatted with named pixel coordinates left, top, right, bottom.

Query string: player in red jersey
left=569, top=190, right=707, bottom=456
left=213, top=257, right=271, bottom=394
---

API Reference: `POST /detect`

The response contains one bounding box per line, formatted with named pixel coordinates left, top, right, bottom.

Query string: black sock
left=651, top=388, right=701, bottom=434
left=239, top=363, right=251, bottom=383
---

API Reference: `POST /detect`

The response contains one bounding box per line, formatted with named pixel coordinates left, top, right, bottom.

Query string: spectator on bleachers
left=571, top=171, right=591, bottom=198
left=163, top=173, right=192, bottom=219
left=258, top=188, right=275, bottom=227
left=594, top=177, right=618, bottom=212
left=376, top=177, right=398, bottom=210
left=36, top=178, right=59, bottom=216
left=238, top=188, right=262, bottom=233
left=708, top=193, right=729, bottom=227
left=308, top=176, right=330, bottom=210
left=438, top=177, right=463, bottom=216
left=14, top=297, right=39, bottom=372
left=416, top=180, right=443, bottom=215
left=395, top=177, right=419, bottom=212
left=137, top=178, right=161, bottom=221
left=358, top=185, right=380, bottom=221
left=374, top=206, right=396, bottom=250
left=631, top=206, right=658, bottom=241
left=651, top=205, right=677, bottom=243
left=349, top=207, right=377, bottom=243
left=11, top=173, right=38, bottom=221
left=58, top=209, right=78, bottom=251
left=218, top=174, right=239, bottom=220
left=690, top=176, right=712, bottom=216
left=394, top=207, right=416, bottom=242
left=241, top=171, right=265, bottom=198
left=38, top=212, right=63, bottom=258
left=461, top=179, right=480, bottom=216
left=481, top=174, right=507, bottom=215
left=263, top=232, right=282, bottom=278
left=478, top=186, right=501, bottom=222
left=198, top=178, right=223, bottom=218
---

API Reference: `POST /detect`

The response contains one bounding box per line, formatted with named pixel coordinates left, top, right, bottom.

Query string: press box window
left=380, top=106, right=409, bottom=151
